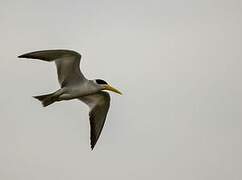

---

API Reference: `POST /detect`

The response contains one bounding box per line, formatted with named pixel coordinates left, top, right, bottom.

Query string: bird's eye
left=96, top=79, right=108, bottom=85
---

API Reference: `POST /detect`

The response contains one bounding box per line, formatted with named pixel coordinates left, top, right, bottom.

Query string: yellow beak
left=104, top=85, right=122, bottom=95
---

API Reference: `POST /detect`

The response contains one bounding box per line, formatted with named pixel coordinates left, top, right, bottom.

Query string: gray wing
left=18, top=49, right=86, bottom=87
left=79, top=91, right=111, bottom=149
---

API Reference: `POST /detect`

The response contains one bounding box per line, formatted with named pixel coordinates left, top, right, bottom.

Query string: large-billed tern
left=18, top=49, right=122, bottom=149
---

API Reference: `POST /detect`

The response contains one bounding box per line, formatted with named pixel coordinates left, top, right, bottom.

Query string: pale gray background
left=0, top=0, right=242, bottom=179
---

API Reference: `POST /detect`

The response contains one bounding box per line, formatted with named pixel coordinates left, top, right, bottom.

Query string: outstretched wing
left=18, top=49, right=86, bottom=87
left=79, top=91, right=111, bottom=149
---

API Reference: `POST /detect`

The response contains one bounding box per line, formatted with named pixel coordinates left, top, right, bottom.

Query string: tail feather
left=33, top=93, right=56, bottom=107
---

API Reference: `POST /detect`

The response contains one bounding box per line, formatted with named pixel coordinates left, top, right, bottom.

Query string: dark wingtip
left=32, top=96, right=41, bottom=100
left=18, top=54, right=25, bottom=58
left=91, top=144, right=95, bottom=150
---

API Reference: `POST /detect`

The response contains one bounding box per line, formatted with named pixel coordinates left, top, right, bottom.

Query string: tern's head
left=94, top=79, right=122, bottom=95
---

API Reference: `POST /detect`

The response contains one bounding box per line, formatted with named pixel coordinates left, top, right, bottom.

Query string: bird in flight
left=18, top=49, right=122, bottom=149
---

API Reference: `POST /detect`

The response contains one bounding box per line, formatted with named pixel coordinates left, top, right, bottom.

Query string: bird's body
left=56, top=80, right=101, bottom=100
left=18, top=49, right=121, bottom=149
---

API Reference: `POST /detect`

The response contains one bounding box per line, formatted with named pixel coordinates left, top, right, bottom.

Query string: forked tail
left=33, top=93, right=56, bottom=107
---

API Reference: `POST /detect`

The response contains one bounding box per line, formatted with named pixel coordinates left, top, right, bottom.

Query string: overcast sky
left=0, top=0, right=242, bottom=179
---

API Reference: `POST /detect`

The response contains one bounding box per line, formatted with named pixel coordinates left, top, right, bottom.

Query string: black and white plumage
left=18, top=49, right=122, bottom=149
